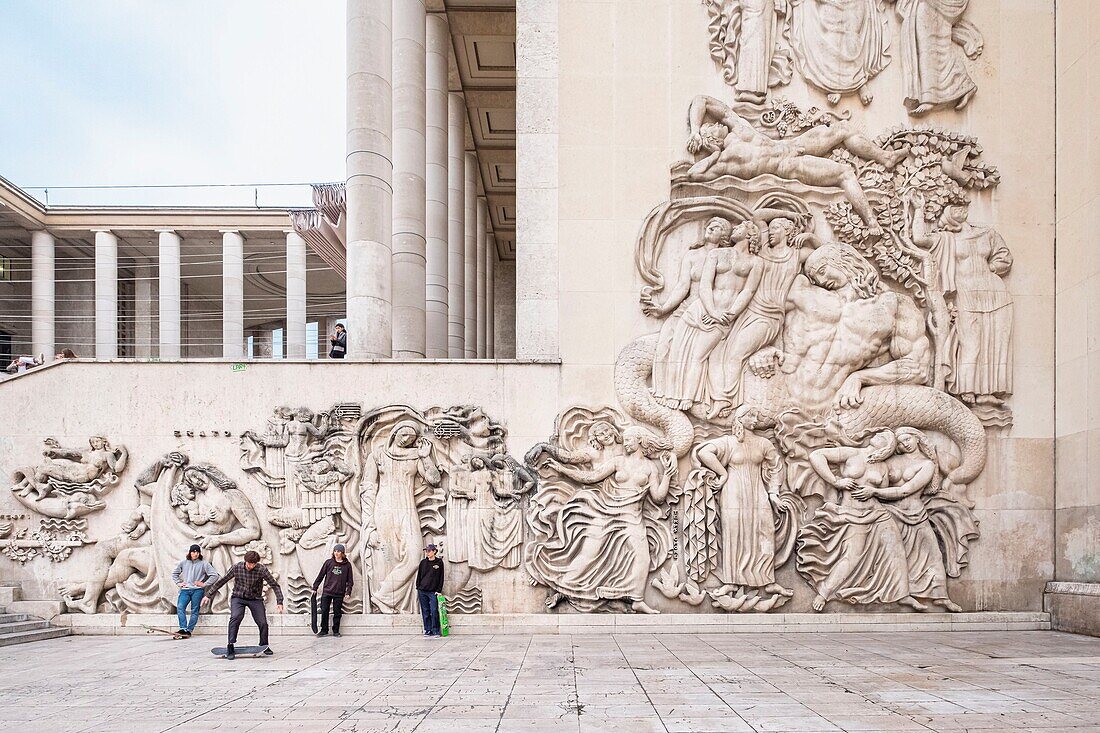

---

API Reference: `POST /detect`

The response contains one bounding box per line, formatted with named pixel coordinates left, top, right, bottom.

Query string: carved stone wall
left=0, top=0, right=1061, bottom=617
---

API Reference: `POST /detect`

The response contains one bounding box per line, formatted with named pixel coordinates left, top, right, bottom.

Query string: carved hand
left=417, top=439, right=434, bottom=458
left=201, top=536, right=222, bottom=549
left=659, top=452, right=677, bottom=477
left=850, top=486, right=877, bottom=501
left=834, top=477, right=860, bottom=492
left=835, top=376, right=865, bottom=408
left=748, top=347, right=783, bottom=378
left=686, top=133, right=704, bottom=155
left=366, top=530, right=382, bottom=550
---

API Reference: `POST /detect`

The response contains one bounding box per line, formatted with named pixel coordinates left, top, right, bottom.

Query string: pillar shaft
left=391, top=0, right=427, bottom=358
left=463, top=151, right=478, bottom=357
left=134, top=263, right=154, bottom=358
left=476, top=198, right=488, bottom=358
left=286, top=231, right=308, bottom=359
left=424, top=12, right=450, bottom=358
left=158, top=230, right=181, bottom=359
left=93, top=230, right=118, bottom=360
left=487, top=233, right=496, bottom=359
left=30, top=230, right=55, bottom=357
left=221, top=230, right=245, bottom=359
left=447, top=94, right=467, bottom=358
left=346, top=0, right=393, bottom=358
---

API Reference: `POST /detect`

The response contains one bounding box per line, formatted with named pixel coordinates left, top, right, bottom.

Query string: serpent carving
left=614, top=334, right=987, bottom=486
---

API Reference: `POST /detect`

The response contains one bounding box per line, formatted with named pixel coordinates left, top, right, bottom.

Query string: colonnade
left=346, top=0, right=498, bottom=360
left=28, top=229, right=310, bottom=360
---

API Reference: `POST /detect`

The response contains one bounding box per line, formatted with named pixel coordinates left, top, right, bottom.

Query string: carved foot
left=955, top=89, right=976, bottom=110
left=867, top=222, right=884, bottom=238
left=706, top=400, right=733, bottom=421
left=882, top=145, right=911, bottom=171
left=859, top=90, right=873, bottom=106
left=934, top=599, right=963, bottom=613
left=826, top=93, right=841, bottom=106
left=631, top=600, right=660, bottom=614
left=811, top=594, right=827, bottom=612
left=911, top=103, right=934, bottom=116
left=899, top=596, right=929, bottom=612
left=763, top=583, right=794, bottom=598
left=545, top=592, right=564, bottom=610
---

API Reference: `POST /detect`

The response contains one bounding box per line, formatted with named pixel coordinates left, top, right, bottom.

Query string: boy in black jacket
left=312, top=544, right=353, bottom=637
left=416, top=544, right=444, bottom=637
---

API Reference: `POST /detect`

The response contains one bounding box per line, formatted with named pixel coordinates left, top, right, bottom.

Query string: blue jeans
left=417, top=590, right=440, bottom=635
left=177, top=588, right=204, bottom=632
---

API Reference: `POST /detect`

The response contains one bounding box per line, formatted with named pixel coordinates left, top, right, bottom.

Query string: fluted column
left=92, top=229, right=118, bottom=360
left=391, top=0, right=427, bottom=358
left=447, top=94, right=467, bottom=358
left=30, top=230, right=55, bottom=357
left=463, top=150, right=478, bottom=357
left=221, top=230, right=245, bottom=359
left=424, top=13, right=450, bottom=358
left=286, top=231, right=308, bottom=359
left=346, top=0, right=393, bottom=358
left=476, top=198, right=488, bottom=358
left=487, top=233, right=496, bottom=358
left=157, top=230, right=181, bottom=359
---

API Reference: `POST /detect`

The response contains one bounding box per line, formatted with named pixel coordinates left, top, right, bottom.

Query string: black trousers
left=228, top=597, right=269, bottom=646
left=319, top=594, right=345, bottom=632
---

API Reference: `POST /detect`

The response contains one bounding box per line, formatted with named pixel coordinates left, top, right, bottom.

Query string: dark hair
left=335, top=323, right=345, bottom=330
left=244, top=550, right=261, bottom=564
left=62, top=349, right=77, bottom=359
left=185, top=548, right=203, bottom=561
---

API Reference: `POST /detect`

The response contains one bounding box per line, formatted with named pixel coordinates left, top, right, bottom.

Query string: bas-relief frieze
left=1, top=1, right=1018, bottom=618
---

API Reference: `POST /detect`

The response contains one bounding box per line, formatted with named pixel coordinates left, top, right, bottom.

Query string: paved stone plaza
left=1, top=631, right=1098, bottom=733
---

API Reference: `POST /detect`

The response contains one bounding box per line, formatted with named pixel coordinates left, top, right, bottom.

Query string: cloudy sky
left=0, top=1, right=345, bottom=207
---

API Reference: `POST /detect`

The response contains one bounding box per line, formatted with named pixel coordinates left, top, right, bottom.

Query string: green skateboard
left=437, top=593, right=449, bottom=637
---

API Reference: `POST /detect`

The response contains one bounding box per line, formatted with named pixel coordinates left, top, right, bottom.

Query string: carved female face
left=896, top=433, right=919, bottom=454
left=704, top=218, right=733, bottom=246
left=590, top=422, right=619, bottom=447
left=89, top=437, right=107, bottom=450
left=623, top=432, right=641, bottom=454
left=807, top=260, right=846, bottom=290
left=394, top=425, right=419, bottom=448
left=184, top=471, right=209, bottom=491
left=768, top=218, right=795, bottom=244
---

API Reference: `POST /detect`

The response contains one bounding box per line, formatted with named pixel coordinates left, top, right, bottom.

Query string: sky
left=0, top=1, right=345, bottom=207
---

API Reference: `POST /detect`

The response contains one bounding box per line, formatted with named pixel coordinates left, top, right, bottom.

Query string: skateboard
left=437, top=593, right=450, bottom=637
left=211, top=645, right=270, bottom=659
left=143, top=624, right=186, bottom=639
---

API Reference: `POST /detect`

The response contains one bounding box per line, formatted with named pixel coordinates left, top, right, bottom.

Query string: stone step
left=0, top=585, right=18, bottom=606
left=0, top=613, right=31, bottom=625
left=0, top=620, right=49, bottom=634
left=0, top=627, right=70, bottom=648
left=8, top=600, right=63, bottom=620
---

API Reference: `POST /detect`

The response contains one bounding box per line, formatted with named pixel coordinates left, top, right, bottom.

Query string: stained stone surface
left=1, top=631, right=1099, bottom=733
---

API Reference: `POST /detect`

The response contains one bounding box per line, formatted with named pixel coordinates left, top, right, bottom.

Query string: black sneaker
left=262, top=648, right=274, bottom=656
left=176, top=629, right=188, bottom=636
left=225, top=644, right=235, bottom=660
left=180, top=630, right=192, bottom=638
left=332, top=631, right=342, bottom=637
left=317, top=630, right=329, bottom=637
left=423, top=630, right=430, bottom=636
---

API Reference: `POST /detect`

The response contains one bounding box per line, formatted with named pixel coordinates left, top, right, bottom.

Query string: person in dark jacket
left=328, top=324, right=347, bottom=359
left=312, top=543, right=353, bottom=637
left=415, top=544, right=445, bottom=637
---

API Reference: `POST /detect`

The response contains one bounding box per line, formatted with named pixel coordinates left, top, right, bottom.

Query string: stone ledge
left=56, top=611, right=1051, bottom=636
left=1046, top=581, right=1100, bottom=596
left=1044, top=583, right=1100, bottom=636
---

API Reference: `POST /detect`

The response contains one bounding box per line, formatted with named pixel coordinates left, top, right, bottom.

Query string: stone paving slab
left=0, top=631, right=1098, bottom=732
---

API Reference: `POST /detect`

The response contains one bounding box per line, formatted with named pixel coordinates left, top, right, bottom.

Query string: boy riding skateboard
left=201, top=550, right=283, bottom=660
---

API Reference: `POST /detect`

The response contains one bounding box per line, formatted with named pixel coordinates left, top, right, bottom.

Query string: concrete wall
left=1050, top=0, right=1100, bottom=634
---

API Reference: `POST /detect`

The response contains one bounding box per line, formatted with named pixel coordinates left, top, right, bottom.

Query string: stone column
left=30, top=230, right=55, bottom=357
left=447, top=93, right=467, bottom=358
left=391, top=0, right=427, bottom=358
left=92, top=229, right=118, bottom=360
left=134, top=262, right=154, bottom=358
left=487, top=233, right=496, bottom=358
left=463, top=151, right=478, bottom=357
left=286, top=231, right=308, bottom=359
left=424, top=12, right=450, bottom=358
left=221, top=230, right=245, bottom=359
left=476, top=198, right=488, bottom=358
left=157, top=230, right=181, bottom=360
left=346, top=0, right=393, bottom=358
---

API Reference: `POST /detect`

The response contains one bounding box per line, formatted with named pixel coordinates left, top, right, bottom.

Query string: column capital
left=219, top=229, right=242, bottom=235
left=154, top=228, right=177, bottom=234
left=90, top=228, right=113, bottom=234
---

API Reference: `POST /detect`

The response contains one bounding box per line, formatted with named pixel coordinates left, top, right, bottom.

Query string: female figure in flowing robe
left=704, top=0, right=794, bottom=103
left=692, top=407, right=794, bottom=596
left=526, top=427, right=676, bottom=613
left=790, top=0, right=891, bottom=105
left=644, top=217, right=738, bottom=410
left=890, top=0, right=983, bottom=114
left=797, top=430, right=928, bottom=611
left=361, top=420, right=442, bottom=613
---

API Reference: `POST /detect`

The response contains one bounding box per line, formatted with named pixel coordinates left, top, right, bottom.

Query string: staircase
left=0, top=584, right=70, bottom=647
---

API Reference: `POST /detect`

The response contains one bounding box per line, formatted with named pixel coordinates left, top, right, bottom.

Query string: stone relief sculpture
left=789, top=0, right=892, bottom=105
left=10, top=436, right=128, bottom=519
left=526, top=413, right=678, bottom=614
left=354, top=404, right=508, bottom=614
left=59, top=451, right=271, bottom=614
left=241, top=404, right=361, bottom=612
left=890, top=0, right=983, bottom=115
left=681, top=407, right=804, bottom=611
left=702, top=0, right=794, bottom=103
